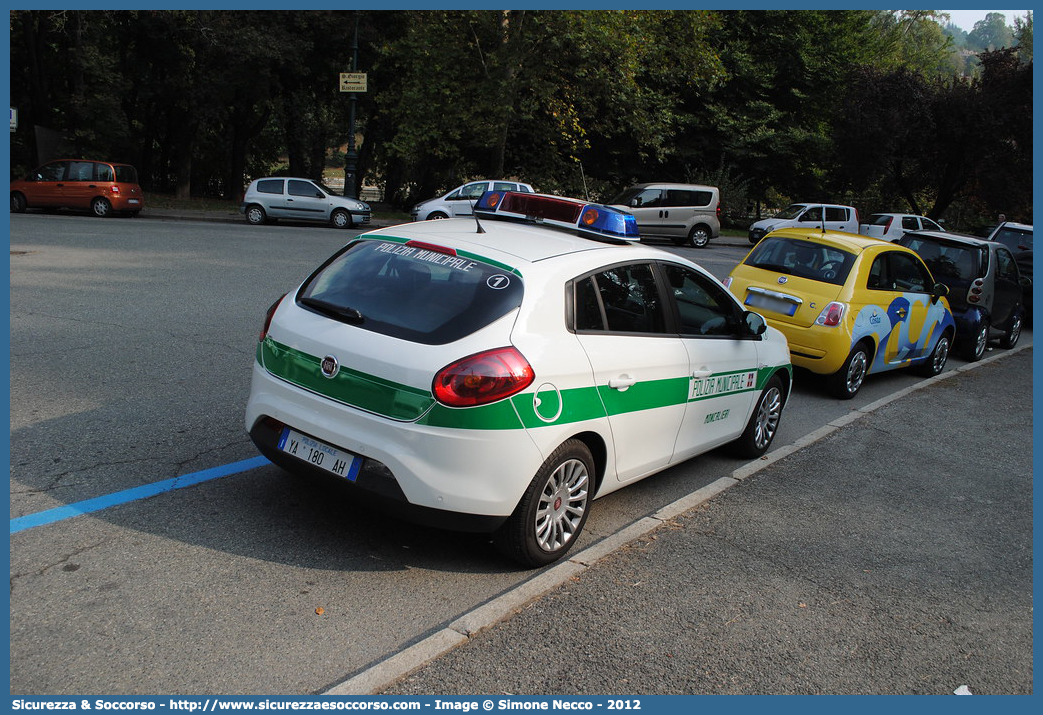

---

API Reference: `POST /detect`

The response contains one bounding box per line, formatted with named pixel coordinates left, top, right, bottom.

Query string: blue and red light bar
left=475, top=191, right=640, bottom=243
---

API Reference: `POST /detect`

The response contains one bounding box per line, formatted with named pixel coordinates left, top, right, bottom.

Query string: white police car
left=246, top=191, right=792, bottom=566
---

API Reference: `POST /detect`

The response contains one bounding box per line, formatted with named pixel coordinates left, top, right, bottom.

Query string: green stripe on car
left=261, top=337, right=788, bottom=429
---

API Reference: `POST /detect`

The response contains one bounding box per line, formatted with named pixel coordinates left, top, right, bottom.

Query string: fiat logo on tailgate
left=320, top=355, right=340, bottom=379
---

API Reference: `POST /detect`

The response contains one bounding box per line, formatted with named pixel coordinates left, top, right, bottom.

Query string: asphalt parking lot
left=374, top=346, right=1034, bottom=695
left=8, top=212, right=1034, bottom=696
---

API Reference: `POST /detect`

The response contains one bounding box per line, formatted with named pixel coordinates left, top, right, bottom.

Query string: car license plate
left=745, top=291, right=797, bottom=317
left=278, top=427, right=361, bottom=482
left=128, top=198, right=140, bottom=204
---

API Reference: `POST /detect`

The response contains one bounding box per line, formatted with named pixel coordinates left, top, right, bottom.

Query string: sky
left=939, top=9, right=1031, bottom=32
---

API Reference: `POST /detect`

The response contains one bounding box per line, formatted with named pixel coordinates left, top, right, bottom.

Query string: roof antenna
left=579, top=161, right=590, bottom=202
left=470, top=200, right=486, bottom=233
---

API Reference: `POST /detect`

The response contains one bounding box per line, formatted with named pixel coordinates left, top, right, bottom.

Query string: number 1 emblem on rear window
left=487, top=275, right=511, bottom=290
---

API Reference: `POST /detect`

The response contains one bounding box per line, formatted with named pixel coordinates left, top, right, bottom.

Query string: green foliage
left=7, top=9, right=1032, bottom=223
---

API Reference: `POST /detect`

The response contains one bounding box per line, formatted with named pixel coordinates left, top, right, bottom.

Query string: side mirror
left=931, top=282, right=949, bottom=303
left=744, top=310, right=767, bottom=336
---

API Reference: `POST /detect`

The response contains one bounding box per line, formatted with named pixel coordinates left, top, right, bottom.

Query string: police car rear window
left=297, top=239, right=523, bottom=345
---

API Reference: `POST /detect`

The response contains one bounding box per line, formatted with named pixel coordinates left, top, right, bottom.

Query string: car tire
left=428, top=212, right=448, bottom=220
left=729, top=374, right=784, bottom=458
left=91, top=197, right=112, bottom=217
left=999, top=312, right=1022, bottom=349
left=915, top=330, right=952, bottom=377
left=827, top=342, right=871, bottom=399
left=11, top=192, right=27, bottom=213
left=331, top=209, right=352, bottom=229
left=688, top=225, right=711, bottom=248
left=245, top=204, right=268, bottom=226
left=494, top=439, right=593, bottom=568
left=962, top=320, right=989, bottom=361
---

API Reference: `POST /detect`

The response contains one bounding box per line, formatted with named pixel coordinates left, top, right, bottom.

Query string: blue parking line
left=10, top=456, right=270, bottom=535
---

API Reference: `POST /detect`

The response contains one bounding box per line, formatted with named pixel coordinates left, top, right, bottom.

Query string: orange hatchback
left=10, top=159, right=145, bottom=217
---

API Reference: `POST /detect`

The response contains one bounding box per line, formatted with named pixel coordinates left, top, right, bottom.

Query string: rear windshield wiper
left=299, top=296, right=364, bottom=324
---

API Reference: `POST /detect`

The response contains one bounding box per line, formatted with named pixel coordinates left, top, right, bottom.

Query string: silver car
left=411, top=179, right=534, bottom=221
left=240, top=177, right=370, bottom=229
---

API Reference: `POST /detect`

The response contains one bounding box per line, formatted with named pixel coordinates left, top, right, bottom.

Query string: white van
left=411, top=179, right=534, bottom=221
left=610, top=182, right=721, bottom=247
left=748, top=203, right=859, bottom=244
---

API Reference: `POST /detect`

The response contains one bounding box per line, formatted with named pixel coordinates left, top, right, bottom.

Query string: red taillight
left=882, top=217, right=893, bottom=232
left=967, top=278, right=984, bottom=304
left=716, top=201, right=722, bottom=219
left=432, top=347, right=535, bottom=407
left=815, top=302, right=845, bottom=327
left=260, top=294, right=286, bottom=342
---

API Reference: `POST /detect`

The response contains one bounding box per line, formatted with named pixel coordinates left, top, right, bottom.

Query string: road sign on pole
left=339, top=72, right=367, bottom=93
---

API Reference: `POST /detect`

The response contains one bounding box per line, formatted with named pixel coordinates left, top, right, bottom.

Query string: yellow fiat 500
left=725, top=228, right=955, bottom=399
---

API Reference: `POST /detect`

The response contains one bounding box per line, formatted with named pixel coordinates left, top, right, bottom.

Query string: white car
left=860, top=213, right=944, bottom=242
left=240, top=177, right=370, bottom=229
left=410, top=179, right=534, bottom=221
left=246, top=192, right=792, bottom=566
left=748, top=203, right=859, bottom=244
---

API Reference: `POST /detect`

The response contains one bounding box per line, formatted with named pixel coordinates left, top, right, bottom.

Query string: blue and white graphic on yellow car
left=852, top=293, right=955, bottom=373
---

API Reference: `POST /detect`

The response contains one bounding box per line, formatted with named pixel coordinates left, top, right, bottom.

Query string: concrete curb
left=320, top=340, right=1031, bottom=695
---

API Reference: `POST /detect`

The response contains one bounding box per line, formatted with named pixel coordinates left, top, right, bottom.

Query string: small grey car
left=240, top=177, right=370, bottom=229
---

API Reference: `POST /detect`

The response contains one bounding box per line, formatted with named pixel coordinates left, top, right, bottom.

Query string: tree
left=967, top=13, right=1015, bottom=51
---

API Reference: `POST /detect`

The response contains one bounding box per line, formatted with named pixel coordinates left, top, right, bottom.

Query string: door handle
left=608, top=375, right=636, bottom=391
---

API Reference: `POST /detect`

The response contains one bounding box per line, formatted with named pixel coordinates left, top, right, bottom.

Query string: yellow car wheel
left=827, top=342, right=871, bottom=400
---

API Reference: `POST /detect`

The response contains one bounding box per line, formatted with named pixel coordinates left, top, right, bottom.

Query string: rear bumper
left=770, top=322, right=852, bottom=375
left=244, top=361, right=546, bottom=524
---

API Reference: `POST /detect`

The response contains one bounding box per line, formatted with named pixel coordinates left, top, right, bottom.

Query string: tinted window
left=663, top=190, right=712, bottom=208
left=611, top=187, right=663, bottom=208
left=995, top=248, right=1019, bottom=281
left=902, top=217, right=919, bottom=230
left=901, top=236, right=983, bottom=281
left=744, top=236, right=856, bottom=286
left=257, top=179, right=284, bottom=195
left=992, top=226, right=1033, bottom=252
left=288, top=179, right=322, bottom=198
left=68, top=161, right=94, bottom=181
left=113, top=165, right=138, bottom=183
left=661, top=263, right=738, bottom=336
left=824, top=207, right=849, bottom=222
left=867, top=252, right=932, bottom=293
left=298, top=239, right=523, bottom=345
left=95, top=163, right=115, bottom=182
left=921, top=217, right=942, bottom=231
left=35, top=161, right=67, bottom=181
left=867, top=214, right=890, bottom=226
left=576, top=263, right=666, bottom=334
left=493, top=182, right=517, bottom=192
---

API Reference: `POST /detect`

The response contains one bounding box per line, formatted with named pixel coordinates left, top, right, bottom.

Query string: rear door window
left=574, top=263, right=666, bottom=334
left=297, top=239, right=523, bottom=345
left=67, top=161, right=94, bottom=181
